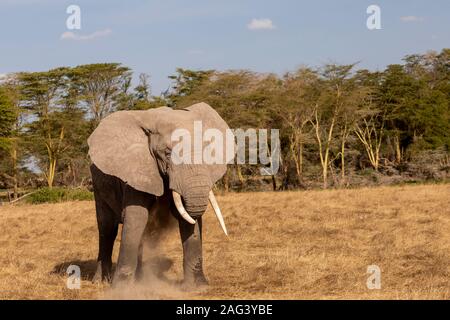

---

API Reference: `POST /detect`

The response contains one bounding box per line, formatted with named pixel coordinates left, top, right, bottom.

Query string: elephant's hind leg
left=93, top=199, right=119, bottom=283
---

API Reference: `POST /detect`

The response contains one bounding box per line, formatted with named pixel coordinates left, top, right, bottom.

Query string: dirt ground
left=0, top=184, right=448, bottom=299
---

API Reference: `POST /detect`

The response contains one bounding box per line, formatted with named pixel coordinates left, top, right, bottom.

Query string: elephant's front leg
left=112, top=204, right=148, bottom=286
left=178, top=217, right=208, bottom=288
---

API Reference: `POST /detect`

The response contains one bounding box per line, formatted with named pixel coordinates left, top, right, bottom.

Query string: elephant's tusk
left=209, top=190, right=228, bottom=236
left=172, top=191, right=196, bottom=225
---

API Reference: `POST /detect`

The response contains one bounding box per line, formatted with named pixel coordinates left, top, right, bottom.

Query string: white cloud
left=400, top=16, right=424, bottom=23
left=247, top=18, right=276, bottom=31
left=60, top=28, right=112, bottom=41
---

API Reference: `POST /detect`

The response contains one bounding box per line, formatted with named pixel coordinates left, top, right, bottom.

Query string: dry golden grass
left=0, top=184, right=449, bottom=300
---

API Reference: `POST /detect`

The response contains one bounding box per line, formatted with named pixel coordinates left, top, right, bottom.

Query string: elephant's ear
left=87, top=111, right=164, bottom=196
left=184, top=102, right=235, bottom=183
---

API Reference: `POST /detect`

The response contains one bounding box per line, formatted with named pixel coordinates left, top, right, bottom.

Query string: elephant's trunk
left=182, top=180, right=210, bottom=218
left=172, top=189, right=228, bottom=236
left=170, top=167, right=228, bottom=235
left=170, top=170, right=210, bottom=217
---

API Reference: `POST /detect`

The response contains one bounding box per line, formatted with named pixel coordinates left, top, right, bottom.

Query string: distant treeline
left=0, top=49, right=449, bottom=197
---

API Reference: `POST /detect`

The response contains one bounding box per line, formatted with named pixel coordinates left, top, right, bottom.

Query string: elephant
left=87, top=102, right=232, bottom=287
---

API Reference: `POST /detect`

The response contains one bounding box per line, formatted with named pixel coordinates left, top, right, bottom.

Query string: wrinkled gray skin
left=87, top=103, right=231, bottom=287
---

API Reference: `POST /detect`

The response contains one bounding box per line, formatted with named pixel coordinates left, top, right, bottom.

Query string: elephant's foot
left=93, top=261, right=113, bottom=283
left=135, top=265, right=144, bottom=282
left=193, top=272, right=209, bottom=286
left=111, top=266, right=135, bottom=288
left=92, top=262, right=103, bottom=283
left=181, top=272, right=209, bottom=291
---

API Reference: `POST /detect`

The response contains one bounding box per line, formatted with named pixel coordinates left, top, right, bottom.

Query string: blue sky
left=0, top=0, right=448, bottom=94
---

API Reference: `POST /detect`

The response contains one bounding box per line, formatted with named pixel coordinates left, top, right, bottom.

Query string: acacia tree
left=0, top=49, right=446, bottom=193
left=273, top=68, right=318, bottom=186
left=0, top=86, right=16, bottom=150
left=167, top=68, right=214, bottom=107
left=125, top=73, right=169, bottom=110
left=311, top=64, right=357, bottom=188
left=378, top=57, right=450, bottom=166
left=354, top=110, right=385, bottom=171
left=56, top=82, right=91, bottom=187
left=401, top=50, right=450, bottom=151
left=18, top=68, right=70, bottom=188
left=336, top=76, right=373, bottom=181
left=0, top=80, right=22, bottom=198
left=70, top=63, right=131, bottom=124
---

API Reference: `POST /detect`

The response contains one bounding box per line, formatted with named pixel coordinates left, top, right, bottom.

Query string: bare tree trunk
left=291, top=127, right=307, bottom=187
left=341, top=141, right=345, bottom=180
left=299, top=142, right=303, bottom=174
left=47, top=158, right=57, bottom=188
left=280, top=153, right=289, bottom=190
left=394, top=133, right=402, bottom=164
left=341, top=128, right=346, bottom=181
left=313, top=108, right=335, bottom=189
left=322, top=164, right=328, bottom=189
left=340, top=125, right=350, bottom=183
left=294, top=141, right=304, bottom=186
left=72, top=161, right=77, bottom=186
left=329, top=163, right=338, bottom=187
left=12, top=142, right=18, bottom=200
left=236, top=165, right=245, bottom=188
left=299, top=141, right=304, bottom=170
left=291, top=140, right=302, bottom=186
left=355, top=116, right=384, bottom=171
left=45, top=127, right=65, bottom=188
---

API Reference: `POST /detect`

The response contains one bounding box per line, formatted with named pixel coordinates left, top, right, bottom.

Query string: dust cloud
left=102, top=208, right=201, bottom=300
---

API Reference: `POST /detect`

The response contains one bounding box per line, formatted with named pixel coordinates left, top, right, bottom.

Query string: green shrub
left=67, top=188, right=94, bottom=201
left=27, top=187, right=94, bottom=204
left=28, top=187, right=65, bottom=204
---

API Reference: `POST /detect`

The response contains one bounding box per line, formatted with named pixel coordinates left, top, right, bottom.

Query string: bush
left=27, top=187, right=94, bottom=204
left=67, top=188, right=94, bottom=201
